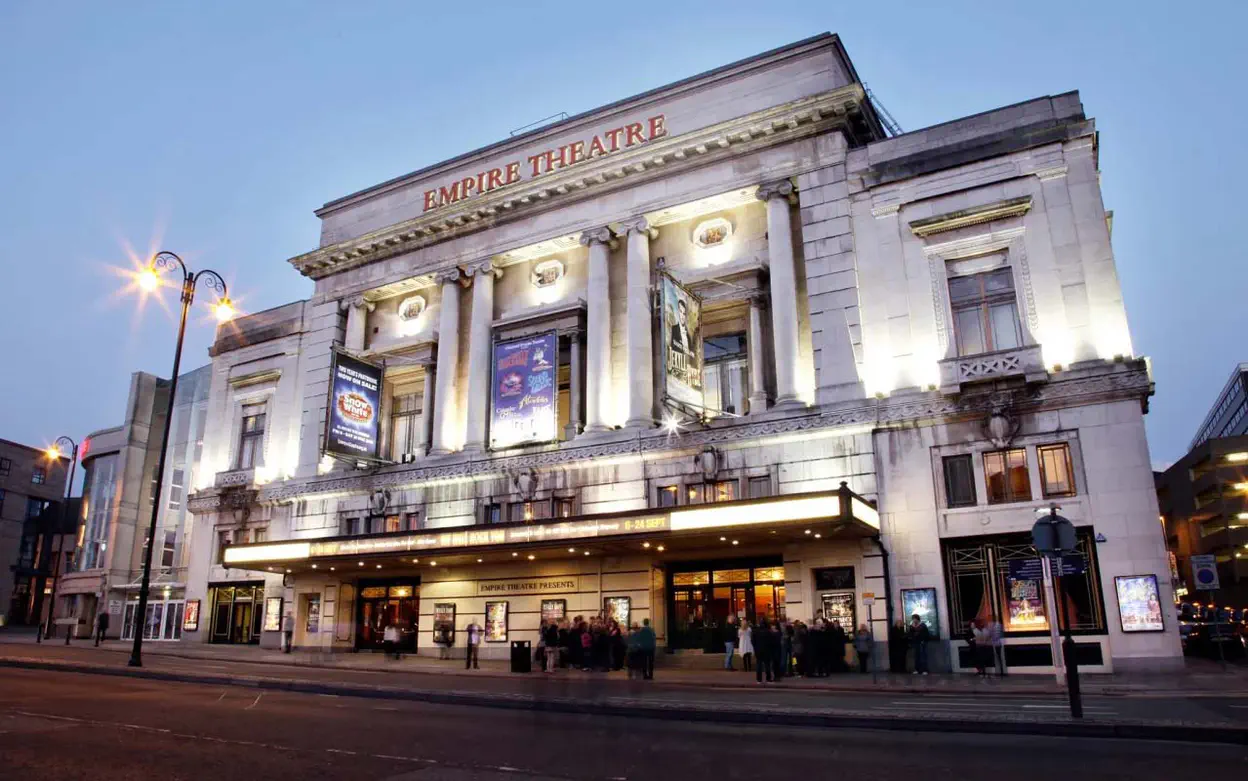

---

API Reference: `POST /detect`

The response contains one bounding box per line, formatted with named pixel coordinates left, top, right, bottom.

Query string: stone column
left=341, top=296, right=374, bottom=352
left=579, top=227, right=613, bottom=433
left=419, top=361, right=436, bottom=456
left=566, top=328, right=583, bottom=440
left=758, top=180, right=803, bottom=408
left=620, top=216, right=655, bottom=428
left=747, top=293, right=769, bottom=414
left=462, top=260, right=500, bottom=453
left=429, top=269, right=462, bottom=455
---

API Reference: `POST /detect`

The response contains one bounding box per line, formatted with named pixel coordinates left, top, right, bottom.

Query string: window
left=0, top=457, right=10, bottom=476
left=511, top=501, right=551, bottom=522
left=168, top=468, right=185, bottom=511
left=31, top=466, right=46, bottom=485
left=702, top=333, right=749, bottom=416
left=943, top=455, right=977, bottom=508
left=253, top=527, right=267, bottom=543
left=687, top=480, right=736, bottom=505
left=405, top=513, right=422, bottom=532
left=389, top=392, right=422, bottom=461
left=344, top=518, right=361, bottom=536
left=656, top=485, right=679, bottom=508
left=216, top=530, right=232, bottom=563
left=26, top=498, right=49, bottom=520
left=1038, top=444, right=1076, bottom=498
left=483, top=503, right=502, bottom=524
left=949, top=269, right=1022, bottom=356
left=236, top=403, right=266, bottom=470
left=160, top=530, right=177, bottom=569
left=983, top=449, right=1031, bottom=504
left=748, top=476, right=772, bottom=499
left=384, top=515, right=402, bottom=533
left=553, top=498, right=574, bottom=518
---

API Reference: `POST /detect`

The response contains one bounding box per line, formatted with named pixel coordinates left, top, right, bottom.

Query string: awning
left=222, top=486, right=879, bottom=575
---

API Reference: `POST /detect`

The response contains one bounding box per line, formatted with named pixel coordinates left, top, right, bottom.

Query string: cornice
left=289, top=86, right=867, bottom=281
left=187, top=362, right=1151, bottom=513
left=908, top=196, right=1033, bottom=238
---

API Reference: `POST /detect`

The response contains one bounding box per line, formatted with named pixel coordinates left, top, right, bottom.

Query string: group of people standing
left=963, top=617, right=1007, bottom=677
left=720, top=613, right=877, bottom=683
left=537, top=615, right=657, bottom=679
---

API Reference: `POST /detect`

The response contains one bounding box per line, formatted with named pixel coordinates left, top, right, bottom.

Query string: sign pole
left=1053, top=556, right=1083, bottom=719
left=1041, top=556, right=1064, bottom=685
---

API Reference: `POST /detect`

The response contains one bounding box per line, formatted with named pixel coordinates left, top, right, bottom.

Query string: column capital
left=746, top=291, right=769, bottom=307
left=433, top=267, right=462, bottom=285
left=579, top=226, right=616, bottom=248
left=617, top=216, right=656, bottom=239
left=756, top=179, right=796, bottom=203
left=463, top=259, right=502, bottom=279
left=339, top=295, right=375, bottom=312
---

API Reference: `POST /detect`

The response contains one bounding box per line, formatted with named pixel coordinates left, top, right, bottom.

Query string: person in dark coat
left=752, top=619, right=774, bottom=683
left=768, top=621, right=784, bottom=682
left=829, top=621, right=847, bottom=673
left=793, top=621, right=809, bottom=676
left=908, top=614, right=931, bottom=674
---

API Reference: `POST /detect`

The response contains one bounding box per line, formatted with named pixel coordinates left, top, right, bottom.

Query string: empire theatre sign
left=422, top=114, right=667, bottom=212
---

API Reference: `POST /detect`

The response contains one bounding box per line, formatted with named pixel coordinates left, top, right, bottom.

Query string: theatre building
left=185, top=34, right=1181, bottom=672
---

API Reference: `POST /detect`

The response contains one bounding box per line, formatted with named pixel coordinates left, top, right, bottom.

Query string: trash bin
left=510, top=640, right=532, bottom=673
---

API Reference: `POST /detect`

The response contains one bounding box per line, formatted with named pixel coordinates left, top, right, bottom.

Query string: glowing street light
left=127, top=251, right=234, bottom=669
left=38, top=436, right=78, bottom=645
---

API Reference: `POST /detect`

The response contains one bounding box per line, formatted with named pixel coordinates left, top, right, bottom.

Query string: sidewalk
left=1, top=631, right=1243, bottom=697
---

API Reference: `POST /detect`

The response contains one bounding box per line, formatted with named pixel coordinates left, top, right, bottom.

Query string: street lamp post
left=37, top=436, right=78, bottom=644
left=128, top=251, right=233, bottom=668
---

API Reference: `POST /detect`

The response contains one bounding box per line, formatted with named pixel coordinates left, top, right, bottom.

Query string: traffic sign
left=862, top=592, right=875, bottom=605
left=1191, top=554, right=1220, bottom=591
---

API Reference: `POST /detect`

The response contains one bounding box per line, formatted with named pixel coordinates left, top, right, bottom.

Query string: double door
left=671, top=582, right=787, bottom=651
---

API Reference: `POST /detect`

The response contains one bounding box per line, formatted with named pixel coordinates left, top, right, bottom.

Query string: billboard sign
left=490, top=332, right=558, bottom=449
left=325, top=351, right=383, bottom=460
left=660, top=273, right=704, bottom=410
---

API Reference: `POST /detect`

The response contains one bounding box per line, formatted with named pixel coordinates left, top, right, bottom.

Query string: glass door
left=670, top=588, right=708, bottom=650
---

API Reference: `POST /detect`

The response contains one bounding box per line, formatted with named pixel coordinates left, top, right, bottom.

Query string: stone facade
left=185, top=33, right=1179, bottom=672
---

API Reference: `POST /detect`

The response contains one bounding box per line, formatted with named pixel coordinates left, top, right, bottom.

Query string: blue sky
left=1, top=1, right=1243, bottom=468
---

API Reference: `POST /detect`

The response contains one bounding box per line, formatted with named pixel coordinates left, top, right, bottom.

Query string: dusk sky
left=1, top=1, right=1243, bottom=471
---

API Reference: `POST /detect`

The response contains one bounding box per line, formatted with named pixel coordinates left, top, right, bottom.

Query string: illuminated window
left=167, top=468, right=185, bottom=511
left=949, top=268, right=1021, bottom=357
left=253, top=527, right=267, bottom=543
left=483, top=503, right=502, bottom=524
left=657, top=485, right=679, bottom=508
left=553, top=498, right=574, bottom=518
left=1038, top=444, right=1076, bottom=498
left=712, top=569, right=750, bottom=584
left=703, top=333, right=748, bottom=416
left=687, top=480, right=736, bottom=505
left=672, top=571, right=710, bottom=586
left=31, top=466, right=46, bottom=485
left=753, top=566, right=786, bottom=582
left=160, top=530, right=177, bottom=569
left=237, top=403, right=266, bottom=470
left=389, top=391, right=423, bottom=461
left=983, top=449, right=1031, bottom=504
left=384, top=515, right=402, bottom=533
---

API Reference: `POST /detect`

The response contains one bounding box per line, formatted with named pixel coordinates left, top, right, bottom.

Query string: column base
left=581, top=422, right=612, bottom=434
left=748, top=393, right=770, bottom=415
left=427, top=447, right=455, bottom=457
left=772, top=395, right=809, bottom=411
left=625, top=417, right=655, bottom=430
left=461, top=443, right=487, bottom=455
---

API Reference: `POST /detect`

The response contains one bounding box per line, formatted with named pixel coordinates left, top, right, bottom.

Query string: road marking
left=215, top=691, right=227, bottom=702
left=244, top=693, right=263, bottom=711
left=1229, top=705, right=1248, bottom=709
left=372, top=706, right=398, bottom=711
left=326, top=748, right=358, bottom=756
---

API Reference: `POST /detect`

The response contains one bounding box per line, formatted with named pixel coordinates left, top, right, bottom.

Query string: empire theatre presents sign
left=325, top=350, right=383, bottom=460
left=422, top=115, right=667, bottom=212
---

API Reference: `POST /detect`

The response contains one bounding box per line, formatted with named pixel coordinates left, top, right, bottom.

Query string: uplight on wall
left=529, top=258, right=566, bottom=307
left=691, top=217, right=733, bottom=267
left=396, top=294, right=428, bottom=338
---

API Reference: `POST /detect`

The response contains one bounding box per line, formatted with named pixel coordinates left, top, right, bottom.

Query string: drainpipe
left=871, top=534, right=894, bottom=631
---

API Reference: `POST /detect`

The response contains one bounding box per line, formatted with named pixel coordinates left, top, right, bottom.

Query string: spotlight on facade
left=527, top=554, right=536, bottom=560
left=1227, top=452, right=1248, bottom=463
left=662, top=413, right=682, bottom=435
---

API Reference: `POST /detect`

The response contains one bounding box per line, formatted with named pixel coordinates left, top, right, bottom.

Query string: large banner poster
left=326, top=351, right=383, bottom=460
left=490, top=332, right=558, bottom=449
left=660, top=274, right=704, bottom=409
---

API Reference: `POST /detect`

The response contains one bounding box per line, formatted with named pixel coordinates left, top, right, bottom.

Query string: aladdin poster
left=490, top=332, right=558, bottom=449
left=1115, top=575, right=1164, bottom=632
left=661, top=274, right=704, bottom=409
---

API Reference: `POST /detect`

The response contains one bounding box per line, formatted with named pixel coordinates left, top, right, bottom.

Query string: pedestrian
left=908, top=613, right=930, bottom=675
left=383, top=622, right=401, bottom=660
left=543, top=619, right=561, bottom=673
left=888, top=620, right=908, bottom=673
left=793, top=620, right=808, bottom=677
left=853, top=624, right=873, bottom=673
left=609, top=619, right=626, bottom=671
left=437, top=624, right=452, bottom=660
left=721, top=613, right=738, bottom=671
left=780, top=621, right=793, bottom=677
left=811, top=614, right=828, bottom=676
left=969, top=619, right=992, bottom=677
left=829, top=620, right=847, bottom=673
left=738, top=618, right=754, bottom=672
left=768, top=620, right=784, bottom=682
left=465, top=618, right=482, bottom=669
left=282, top=613, right=294, bottom=653
left=635, top=618, right=656, bottom=680
left=988, top=617, right=1007, bottom=677
left=568, top=617, right=584, bottom=669
left=752, top=619, right=774, bottom=683
left=579, top=622, right=593, bottom=670
left=94, top=610, right=110, bottom=647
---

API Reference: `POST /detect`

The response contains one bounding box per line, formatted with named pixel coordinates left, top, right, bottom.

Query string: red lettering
left=528, top=153, right=546, bottom=177
left=438, top=181, right=461, bottom=207
left=476, top=171, right=486, bottom=194
left=624, top=122, right=645, bottom=147
left=648, top=114, right=667, bottom=140
left=604, top=127, right=624, bottom=153
left=568, top=140, right=585, bottom=165
left=587, top=135, right=607, bottom=159
left=486, top=167, right=504, bottom=191
left=505, top=161, right=521, bottom=184
left=460, top=176, right=477, bottom=199
left=423, top=189, right=438, bottom=211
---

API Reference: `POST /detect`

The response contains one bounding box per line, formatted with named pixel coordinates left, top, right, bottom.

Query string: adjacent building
left=186, top=34, right=1180, bottom=672
left=56, top=366, right=211, bottom=639
left=1, top=439, right=70, bottom=626
left=1157, top=365, right=1248, bottom=607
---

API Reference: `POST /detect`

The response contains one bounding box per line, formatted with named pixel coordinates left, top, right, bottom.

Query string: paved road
left=0, top=668, right=1244, bottom=781
left=4, top=641, right=1246, bottom=726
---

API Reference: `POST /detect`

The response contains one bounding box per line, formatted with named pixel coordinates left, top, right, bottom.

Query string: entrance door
left=231, top=602, right=253, bottom=644
left=708, top=585, right=749, bottom=651
left=356, top=584, right=419, bottom=652
left=670, top=588, right=708, bottom=651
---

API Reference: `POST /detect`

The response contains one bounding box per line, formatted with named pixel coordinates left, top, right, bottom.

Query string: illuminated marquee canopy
left=223, top=489, right=878, bottom=568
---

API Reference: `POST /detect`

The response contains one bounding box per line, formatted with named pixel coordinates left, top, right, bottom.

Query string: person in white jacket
left=738, top=619, right=754, bottom=672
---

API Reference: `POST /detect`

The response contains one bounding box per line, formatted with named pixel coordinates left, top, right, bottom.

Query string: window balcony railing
left=938, top=343, right=1047, bottom=395
left=214, top=467, right=256, bottom=489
